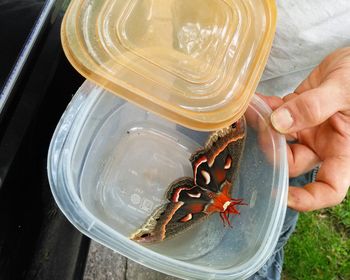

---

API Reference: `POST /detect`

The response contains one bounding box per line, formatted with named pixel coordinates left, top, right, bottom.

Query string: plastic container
left=48, top=81, right=288, bottom=279
left=61, top=0, right=276, bottom=130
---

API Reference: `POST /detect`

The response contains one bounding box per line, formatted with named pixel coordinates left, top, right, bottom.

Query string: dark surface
left=0, top=0, right=45, bottom=90
left=0, top=1, right=89, bottom=279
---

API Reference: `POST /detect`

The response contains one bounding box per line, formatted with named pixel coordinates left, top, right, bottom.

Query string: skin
left=260, top=47, right=350, bottom=212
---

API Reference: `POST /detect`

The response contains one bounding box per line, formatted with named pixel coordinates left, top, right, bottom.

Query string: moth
left=130, top=117, right=246, bottom=243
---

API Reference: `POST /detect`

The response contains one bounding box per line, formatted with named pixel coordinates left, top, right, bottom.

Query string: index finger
left=288, top=156, right=350, bottom=211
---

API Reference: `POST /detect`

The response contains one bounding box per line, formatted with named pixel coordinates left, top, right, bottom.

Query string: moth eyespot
left=180, top=213, right=193, bottom=222
left=187, top=192, right=201, bottom=198
left=224, top=156, right=232, bottom=169
left=201, top=170, right=211, bottom=185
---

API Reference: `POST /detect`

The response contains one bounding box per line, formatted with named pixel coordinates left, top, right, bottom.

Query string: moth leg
left=231, top=198, right=247, bottom=206
left=225, top=212, right=233, bottom=228
left=220, top=212, right=225, bottom=225
left=219, top=212, right=231, bottom=227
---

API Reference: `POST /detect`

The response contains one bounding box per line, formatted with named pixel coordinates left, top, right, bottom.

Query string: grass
left=283, top=193, right=350, bottom=280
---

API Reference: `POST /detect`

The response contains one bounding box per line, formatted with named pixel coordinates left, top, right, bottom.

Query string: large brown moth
left=130, top=117, right=246, bottom=243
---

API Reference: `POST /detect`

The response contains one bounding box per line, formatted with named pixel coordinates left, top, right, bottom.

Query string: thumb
left=270, top=85, right=342, bottom=133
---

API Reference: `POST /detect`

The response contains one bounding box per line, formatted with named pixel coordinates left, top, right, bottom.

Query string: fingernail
left=271, top=108, right=293, bottom=133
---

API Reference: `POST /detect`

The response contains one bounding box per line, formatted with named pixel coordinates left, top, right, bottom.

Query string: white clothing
left=258, top=0, right=350, bottom=97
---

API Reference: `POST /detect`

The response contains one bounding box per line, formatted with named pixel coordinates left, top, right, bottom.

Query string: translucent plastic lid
left=61, top=0, right=276, bottom=130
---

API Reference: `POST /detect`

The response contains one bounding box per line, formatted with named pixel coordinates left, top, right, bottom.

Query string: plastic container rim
left=47, top=88, right=288, bottom=279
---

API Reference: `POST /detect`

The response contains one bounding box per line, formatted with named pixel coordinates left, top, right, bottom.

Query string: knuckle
left=283, top=93, right=298, bottom=102
left=294, top=98, right=322, bottom=125
left=289, top=166, right=300, bottom=178
left=331, top=190, right=346, bottom=206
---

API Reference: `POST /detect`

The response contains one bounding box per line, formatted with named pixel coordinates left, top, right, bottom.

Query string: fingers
left=294, top=66, right=322, bottom=93
left=287, top=143, right=320, bottom=177
left=270, top=84, right=343, bottom=133
left=256, top=93, right=284, bottom=110
left=288, top=156, right=350, bottom=211
left=246, top=94, right=284, bottom=131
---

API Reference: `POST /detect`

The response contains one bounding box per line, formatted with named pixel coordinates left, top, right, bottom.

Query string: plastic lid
left=61, top=0, right=276, bottom=130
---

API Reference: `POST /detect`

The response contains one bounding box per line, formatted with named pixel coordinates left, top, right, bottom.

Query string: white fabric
left=258, top=0, right=350, bottom=97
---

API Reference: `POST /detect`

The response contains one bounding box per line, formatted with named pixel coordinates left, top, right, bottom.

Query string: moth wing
left=165, top=177, right=211, bottom=202
left=130, top=178, right=211, bottom=243
left=190, top=117, right=246, bottom=193
left=130, top=201, right=210, bottom=243
left=161, top=202, right=208, bottom=240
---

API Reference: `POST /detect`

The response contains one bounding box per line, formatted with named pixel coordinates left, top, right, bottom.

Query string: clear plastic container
left=61, top=0, right=276, bottom=130
left=48, top=81, right=288, bottom=279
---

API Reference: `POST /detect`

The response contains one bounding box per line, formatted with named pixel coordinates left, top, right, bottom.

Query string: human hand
left=261, top=47, right=350, bottom=211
